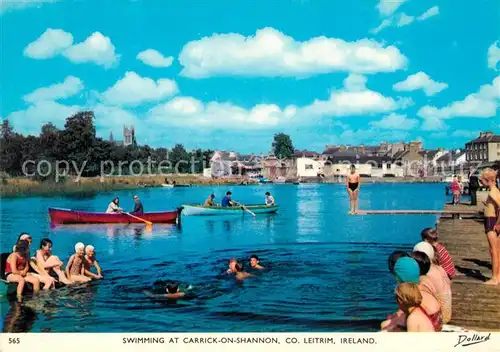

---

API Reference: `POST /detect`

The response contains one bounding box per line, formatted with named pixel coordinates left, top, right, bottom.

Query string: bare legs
left=68, top=274, right=91, bottom=283
left=7, top=274, right=40, bottom=301
left=484, top=231, right=500, bottom=285
left=348, top=189, right=359, bottom=214
left=42, top=256, right=72, bottom=285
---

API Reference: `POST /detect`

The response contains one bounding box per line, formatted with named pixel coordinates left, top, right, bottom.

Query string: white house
left=296, top=157, right=325, bottom=178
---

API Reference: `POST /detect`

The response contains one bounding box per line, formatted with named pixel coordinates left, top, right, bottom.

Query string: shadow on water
left=3, top=302, right=37, bottom=333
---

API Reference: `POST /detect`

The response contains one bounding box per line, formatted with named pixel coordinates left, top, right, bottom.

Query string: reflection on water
left=0, top=183, right=448, bottom=332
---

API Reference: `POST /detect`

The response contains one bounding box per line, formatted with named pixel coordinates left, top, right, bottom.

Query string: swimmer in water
left=234, top=263, right=253, bottom=281
left=227, top=258, right=238, bottom=274
left=249, top=255, right=264, bottom=270
left=346, top=164, right=361, bottom=214
left=165, top=283, right=186, bottom=299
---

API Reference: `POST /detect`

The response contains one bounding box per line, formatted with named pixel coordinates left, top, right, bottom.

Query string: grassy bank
left=0, top=175, right=252, bottom=198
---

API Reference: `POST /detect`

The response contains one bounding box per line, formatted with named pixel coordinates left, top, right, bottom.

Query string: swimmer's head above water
left=166, top=283, right=180, bottom=294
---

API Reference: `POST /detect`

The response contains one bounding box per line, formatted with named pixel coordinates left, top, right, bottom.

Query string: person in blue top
left=221, top=191, right=235, bottom=207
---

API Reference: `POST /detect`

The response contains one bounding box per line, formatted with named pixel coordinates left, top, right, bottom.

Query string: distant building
left=465, top=131, right=500, bottom=162
left=109, top=125, right=136, bottom=146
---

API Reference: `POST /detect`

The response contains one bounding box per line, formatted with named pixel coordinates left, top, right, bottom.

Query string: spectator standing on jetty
left=468, top=168, right=480, bottom=206
left=346, top=164, right=360, bottom=214
left=451, top=176, right=463, bottom=205
left=480, top=168, right=500, bottom=285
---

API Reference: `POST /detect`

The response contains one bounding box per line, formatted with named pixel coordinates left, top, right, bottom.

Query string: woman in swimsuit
left=5, top=240, right=41, bottom=301
left=395, top=283, right=435, bottom=332
left=480, top=168, right=500, bottom=285
left=65, top=242, right=91, bottom=284
left=346, top=164, right=360, bottom=214
left=35, top=238, right=72, bottom=285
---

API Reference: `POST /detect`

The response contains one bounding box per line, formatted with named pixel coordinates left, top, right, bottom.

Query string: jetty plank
left=355, top=210, right=479, bottom=215
left=437, top=201, right=500, bottom=331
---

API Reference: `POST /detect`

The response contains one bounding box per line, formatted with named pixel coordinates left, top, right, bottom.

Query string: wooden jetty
left=356, top=201, right=499, bottom=331
left=437, top=201, right=500, bottom=331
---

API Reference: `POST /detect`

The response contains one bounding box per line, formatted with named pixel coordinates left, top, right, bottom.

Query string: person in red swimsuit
left=5, top=240, right=40, bottom=301
left=395, top=283, right=436, bottom=332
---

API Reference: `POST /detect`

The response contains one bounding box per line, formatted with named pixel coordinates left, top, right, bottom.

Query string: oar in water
left=233, top=201, right=256, bottom=217
left=121, top=211, right=153, bottom=226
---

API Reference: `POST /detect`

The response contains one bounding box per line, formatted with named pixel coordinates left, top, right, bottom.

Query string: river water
left=0, top=183, right=449, bottom=332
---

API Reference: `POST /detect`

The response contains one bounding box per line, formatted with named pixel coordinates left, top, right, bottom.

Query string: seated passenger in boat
left=106, top=197, right=124, bottom=214
left=65, top=242, right=91, bottom=284
left=13, top=233, right=57, bottom=290
left=204, top=194, right=216, bottom=207
left=221, top=192, right=234, bottom=207
left=5, top=240, right=41, bottom=301
left=83, top=245, right=103, bottom=279
left=132, top=195, right=144, bottom=215
left=35, top=238, right=72, bottom=285
left=265, top=192, right=275, bottom=206
left=249, top=255, right=265, bottom=270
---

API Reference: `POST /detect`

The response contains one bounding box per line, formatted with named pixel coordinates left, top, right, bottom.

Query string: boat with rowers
left=181, top=204, right=279, bottom=216
left=49, top=207, right=181, bottom=225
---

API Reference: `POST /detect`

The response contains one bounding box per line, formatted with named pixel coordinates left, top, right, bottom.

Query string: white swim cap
left=85, top=245, right=95, bottom=252
left=75, top=242, right=85, bottom=251
left=413, top=241, right=435, bottom=261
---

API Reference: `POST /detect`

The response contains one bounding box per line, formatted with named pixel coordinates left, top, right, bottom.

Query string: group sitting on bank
left=3, top=233, right=103, bottom=301
left=382, top=227, right=456, bottom=332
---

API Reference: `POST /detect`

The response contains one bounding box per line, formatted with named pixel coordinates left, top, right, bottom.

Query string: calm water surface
left=0, top=183, right=450, bottom=332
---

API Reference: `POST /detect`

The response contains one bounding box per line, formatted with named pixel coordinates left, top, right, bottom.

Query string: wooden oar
left=233, top=201, right=256, bottom=217
left=122, top=211, right=153, bottom=225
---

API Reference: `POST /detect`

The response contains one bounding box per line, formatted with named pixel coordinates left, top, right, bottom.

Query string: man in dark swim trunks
left=346, top=164, right=360, bottom=214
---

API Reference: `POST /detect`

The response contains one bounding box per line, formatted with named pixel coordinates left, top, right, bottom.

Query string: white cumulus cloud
left=148, top=97, right=295, bottom=129
left=23, top=76, right=83, bottom=103
left=24, top=29, right=120, bottom=68
left=393, top=72, right=448, bottom=96
left=299, top=74, right=410, bottom=117
left=179, top=27, right=407, bottom=78
left=63, top=32, right=120, bottom=68
left=137, top=49, right=174, bottom=68
left=0, top=0, right=59, bottom=14
left=100, top=71, right=178, bottom=106
left=370, top=113, right=419, bottom=130
left=24, top=28, right=73, bottom=59
left=6, top=101, right=81, bottom=135
left=417, top=76, right=500, bottom=130
left=376, top=0, right=407, bottom=16
left=397, top=13, right=415, bottom=27
left=417, top=6, right=440, bottom=21
left=488, top=41, right=500, bottom=71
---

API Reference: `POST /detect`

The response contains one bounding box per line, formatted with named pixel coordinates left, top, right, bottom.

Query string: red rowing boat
left=49, top=207, right=181, bottom=225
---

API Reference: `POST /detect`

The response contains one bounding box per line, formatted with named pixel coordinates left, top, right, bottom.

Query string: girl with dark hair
left=35, top=238, right=72, bottom=285
left=5, top=240, right=41, bottom=301
left=421, top=227, right=456, bottom=280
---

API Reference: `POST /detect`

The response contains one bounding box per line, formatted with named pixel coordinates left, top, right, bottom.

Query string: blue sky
left=1, top=0, right=499, bottom=154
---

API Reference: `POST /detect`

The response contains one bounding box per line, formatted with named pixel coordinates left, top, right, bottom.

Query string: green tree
left=170, top=144, right=189, bottom=173
left=0, top=120, right=23, bottom=176
left=272, top=133, right=294, bottom=159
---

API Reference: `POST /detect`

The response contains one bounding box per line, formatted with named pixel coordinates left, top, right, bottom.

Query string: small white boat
left=181, top=204, right=279, bottom=216
left=161, top=184, right=174, bottom=188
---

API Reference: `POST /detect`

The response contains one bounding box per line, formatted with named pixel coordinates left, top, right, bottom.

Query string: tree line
left=0, top=111, right=213, bottom=181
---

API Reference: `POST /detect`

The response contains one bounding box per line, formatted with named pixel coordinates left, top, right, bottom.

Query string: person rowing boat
left=265, top=192, right=275, bottom=206
left=221, top=192, right=235, bottom=208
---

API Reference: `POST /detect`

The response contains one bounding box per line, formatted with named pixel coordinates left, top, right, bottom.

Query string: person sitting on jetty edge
left=35, top=238, right=72, bottom=285
left=66, top=242, right=91, bottom=284
left=480, top=168, right=500, bottom=286
left=221, top=192, right=234, bottom=207
left=346, top=164, right=360, bottom=214
left=132, top=195, right=144, bottom=215
left=106, top=197, right=124, bottom=214
left=265, top=192, right=275, bottom=206
left=249, top=255, right=265, bottom=270
left=204, top=194, right=216, bottom=207
left=421, top=227, right=456, bottom=280
left=5, top=240, right=41, bottom=301
left=84, top=245, right=103, bottom=280
left=394, top=283, right=435, bottom=332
